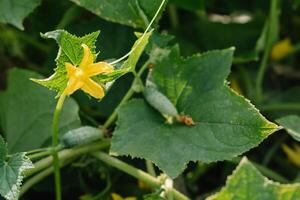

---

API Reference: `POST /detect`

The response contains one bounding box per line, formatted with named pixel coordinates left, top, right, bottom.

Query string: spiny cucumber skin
left=143, top=86, right=178, bottom=117
left=62, top=126, right=103, bottom=148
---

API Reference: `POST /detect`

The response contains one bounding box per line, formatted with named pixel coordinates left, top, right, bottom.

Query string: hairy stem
left=103, top=61, right=150, bottom=129
left=92, top=152, right=190, bottom=200
left=51, top=94, right=66, bottom=200
left=25, top=140, right=110, bottom=177
left=255, top=0, right=280, bottom=102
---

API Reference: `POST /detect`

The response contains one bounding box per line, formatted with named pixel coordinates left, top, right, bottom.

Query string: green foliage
left=0, top=0, right=41, bottom=30
left=207, top=157, right=300, bottom=200
left=0, top=68, right=80, bottom=153
left=276, top=115, right=300, bottom=142
left=1, top=0, right=299, bottom=199
left=69, top=0, right=164, bottom=28
left=0, top=136, right=33, bottom=200
left=111, top=47, right=278, bottom=178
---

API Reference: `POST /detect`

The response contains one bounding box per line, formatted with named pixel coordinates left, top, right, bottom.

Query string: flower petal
left=81, top=78, right=105, bottom=99
left=111, top=193, right=123, bottom=200
left=282, top=144, right=300, bottom=168
left=63, top=78, right=83, bottom=95
left=65, top=63, right=77, bottom=77
left=79, top=44, right=94, bottom=69
left=85, top=62, right=114, bottom=76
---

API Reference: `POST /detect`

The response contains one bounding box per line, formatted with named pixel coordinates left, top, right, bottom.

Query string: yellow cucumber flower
left=63, top=44, right=114, bottom=99
left=111, top=193, right=137, bottom=200
left=271, top=38, right=293, bottom=61
left=282, top=144, right=300, bottom=168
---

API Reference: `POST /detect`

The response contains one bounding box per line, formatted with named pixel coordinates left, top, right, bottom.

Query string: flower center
left=74, top=68, right=85, bottom=79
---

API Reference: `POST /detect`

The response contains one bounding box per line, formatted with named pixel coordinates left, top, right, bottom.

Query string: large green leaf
left=0, top=136, right=33, bottom=200
left=69, top=0, right=164, bottom=28
left=111, top=46, right=278, bottom=178
left=0, top=0, right=41, bottom=30
left=207, top=157, right=300, bottom=200
left=0, top=68, right=80, bottom=153
left=276, top=115, right=300, bottom=142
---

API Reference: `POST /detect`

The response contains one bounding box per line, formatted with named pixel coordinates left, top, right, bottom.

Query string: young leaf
left=0, top=0, right=41, bottom=30
left=0, top=136, right=34, bottom=200
left=69, top=0, right=165, bottom=28
left=111, top=46, right=278, bottom=178
left=207, top=157, right=300, bottom=200
left=0, top=68, right=80, bottom=153
left=276, top=115, right=300, bottom=142
left=33, top=30, right=152, bottom=97
left=96, top=31, right=153, bottom=83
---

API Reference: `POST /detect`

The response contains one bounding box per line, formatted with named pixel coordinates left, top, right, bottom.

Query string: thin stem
left=109, top=0, right=166, bottom=65
left=92, top=152, right=189, bottom=200
left=56, top=5, right=81, bottom=29
left=29, top=149, right=53, bottom=160
left=25, top=141, right=110, bottom=177
left=52, top=94, right=66, bottom=200
left=103, top=88, right=135, bottom=129
left=103, top=61, right=150, bottom=129
left=21, top=158, right=73, bottom=196
left=255, top=0, right=279, bottom=102
left=146, top=160, right=157, bottom=177
left=168, top=4, right=179, bottom=28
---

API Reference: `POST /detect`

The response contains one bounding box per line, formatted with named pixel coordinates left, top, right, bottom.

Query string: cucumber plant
left=1, top=0, right=300, bottom=200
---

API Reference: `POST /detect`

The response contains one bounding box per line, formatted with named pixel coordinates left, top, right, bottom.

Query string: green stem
left=146, top=160, right=156, bottom=177
left=103, top=61, right=150, bottom=129
left=103, top=87, right=135, bottom=129
left=52, top=94, right=66, bottom=200
left=29, top=149, right=53, bottom=160
left=168, top=4, right=179, bottom=28
left=255, top=0, right=280, bottom=102
left=56, top=5, right=81, bottom=29
left=92, top=152, right=190, bottom=200
left=25, top=141, right=110, bottom=177
left=21, top=158, right=74, bottom=196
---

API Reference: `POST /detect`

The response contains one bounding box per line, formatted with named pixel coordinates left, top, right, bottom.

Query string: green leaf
left=276, top=115, right=300, bottom=142
left=0, top=136, right=33, bottom=200
left=0, top=0, right=41, bottom=30
left=32, top=29, right=100, bottom=96
left=69, top=0, right=164, bottom=28
left=111, top=47, right=278, bottom=178
left=95, top=31, right=153, bottom=83
left=207, top=157, right=300, bottom=200
left=0, top=68, right=80, bottom=153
